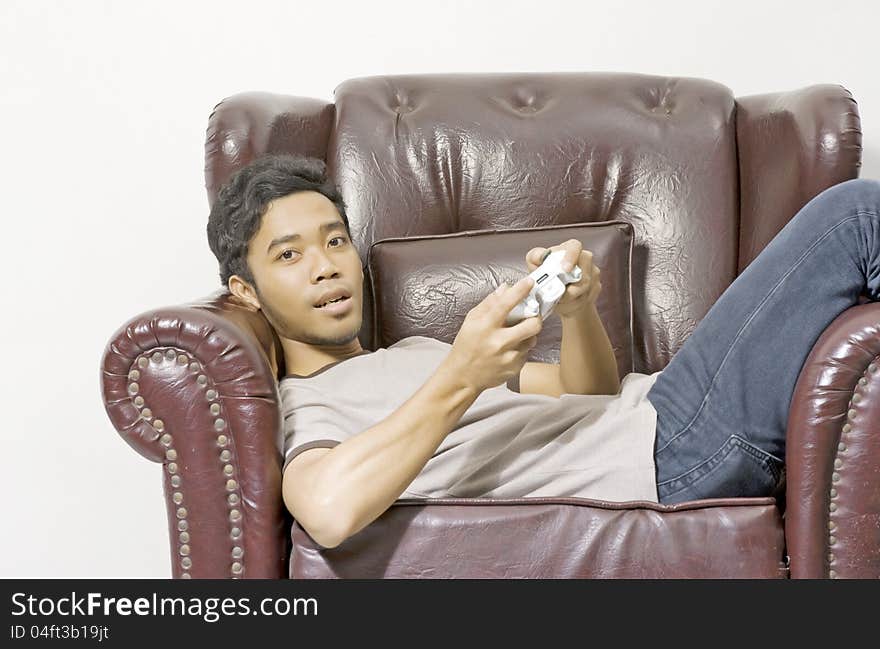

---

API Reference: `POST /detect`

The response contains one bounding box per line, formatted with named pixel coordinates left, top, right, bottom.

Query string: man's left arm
left=558, top=303, right=621, bottom=395
left=518, top=240, right=621, bottom=397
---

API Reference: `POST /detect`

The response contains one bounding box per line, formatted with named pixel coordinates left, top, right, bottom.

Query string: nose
left=310, top=249, right=340, bottom=283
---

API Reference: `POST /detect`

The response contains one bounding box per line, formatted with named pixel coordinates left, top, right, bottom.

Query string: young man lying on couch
left=207, top=153, right=880, bottom=548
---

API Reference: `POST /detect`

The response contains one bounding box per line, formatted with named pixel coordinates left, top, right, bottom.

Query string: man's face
left=244, top=190, right=363, bottom=346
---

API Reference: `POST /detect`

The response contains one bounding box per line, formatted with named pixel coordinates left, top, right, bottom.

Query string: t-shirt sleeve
left=282, top=404, right=354, bottom=474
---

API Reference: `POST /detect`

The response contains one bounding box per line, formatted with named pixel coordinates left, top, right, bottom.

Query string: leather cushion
left=290, top=496, right=786, bottom=578
left=366, top=220, right=636, bottom=374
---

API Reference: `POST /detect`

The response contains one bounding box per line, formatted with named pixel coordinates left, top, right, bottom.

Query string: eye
left=278, top=249, right=298, bottom=261
left=329, top=236, right=348, bottom=247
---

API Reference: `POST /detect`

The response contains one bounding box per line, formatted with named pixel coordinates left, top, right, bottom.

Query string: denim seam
left=657, top=435, right=781, bottom=498
left=657, top=434, right=764, bottom=486
left=655, top=213, right=866, bottom=454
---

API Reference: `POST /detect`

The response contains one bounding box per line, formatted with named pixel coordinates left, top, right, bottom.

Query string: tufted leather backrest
left=205, top=72, right=861, bottom=376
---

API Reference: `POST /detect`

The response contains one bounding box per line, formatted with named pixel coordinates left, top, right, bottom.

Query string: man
left=208, top=154, right=880, bottom=548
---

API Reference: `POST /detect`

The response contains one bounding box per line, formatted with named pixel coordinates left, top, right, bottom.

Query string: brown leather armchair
left=100, top=72, right=877, bottom=578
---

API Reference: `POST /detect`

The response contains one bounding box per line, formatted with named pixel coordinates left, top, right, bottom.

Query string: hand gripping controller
left=504, top=250, right=582, bottom=326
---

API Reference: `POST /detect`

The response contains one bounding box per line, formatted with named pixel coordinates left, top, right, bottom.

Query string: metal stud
left=181, top=573, right=191, bottom=579
left=197, top=375, right=208, bottom=386
left=166, top=449, right=177, bottom=461
left=179, top=532, right=190, bottom=544
left=141, top=408, right=152, bottom=420
left=138, top=357, right=149, bottom=369
left=214, top=418, right=226, bottom=431
left=829, top=569, right=837, bottom=578
left=828, top=552, right=835, bottom=563
left=154, top=419, right=165, bottom=432
left=128, top=382, right=139, bottom=395
left=220, top=450, right=231, bottom=462
left=847, top=409, right=856, bottom=419
left=231, top=562, right=242, bottom=574
left=226, top=480, right=237, bottom=491
left=830, top=488, right=838, bottom=498
left=859, top=377, right=867, bottom=386
left=834, top=458, right=843, bottom=469
left=829, top=502, right=837, bottom=512
left=232, top=546, right=243, bottom=558
left=179, top=544, right=190, bottom=556
left=160, top=434, right=172, bottom=446
left=189, top=362, right=200, bottom=372
left=177, top=507, right=187, bottom=519
left=178, top=520, right=188, bottom=532
left=852, top=393, right=861, bottom=403
left=828, top=520, right=836, bottom=530
left=165, top=349, right=176, bottom=361
left=829, top=535, right=837, bottom=545
left=181, top=557, right=192, bottom=569
left=206, top=389, right=218, bottom=401
left=231, top=527, right=241, bottom=539
left=842, top=423, right=851, bottom=433
left=228, top=493, right=240, bottom=506
left=217, top=435, right=228, bottom=447
left=134, top=396, right=145, bottom=407
left=172, top=492, right=183, bottom=504
left=128, top=369, right=140, bottom=381
left=223, top=464, right=234, bottom=476
left=177, top=354, right=189, bottom=365
left=170, top=475, right=181, bottom=488
left=831, top=472, right=840, bottom=482
left=210, top=403, right=221, bottom=416
left=229, top=509, right=241, bottom=522
left=152, top=351, right=163, bottom=363
left=167, top=462, right=178, bottom=475
left=869, top=363, right=876, bottom=373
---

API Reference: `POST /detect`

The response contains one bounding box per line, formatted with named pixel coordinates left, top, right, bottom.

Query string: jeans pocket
left=657, top=434, right=784, bottom=504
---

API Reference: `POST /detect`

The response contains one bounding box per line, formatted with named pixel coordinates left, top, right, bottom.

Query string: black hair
left=206, top=154, right=351, bottom=287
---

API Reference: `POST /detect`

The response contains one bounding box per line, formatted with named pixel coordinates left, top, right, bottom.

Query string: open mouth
left=315, top=295, right=351, bottom=309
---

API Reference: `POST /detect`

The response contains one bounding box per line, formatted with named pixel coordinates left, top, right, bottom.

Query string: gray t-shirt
left=280, top=335, right=662, bottom=503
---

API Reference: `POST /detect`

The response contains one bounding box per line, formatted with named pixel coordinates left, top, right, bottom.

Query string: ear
left=228, top=275, right=261, bottom=310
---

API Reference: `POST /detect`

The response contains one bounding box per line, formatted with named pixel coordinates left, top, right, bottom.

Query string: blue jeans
left=646, top=178, right=880, bottom=504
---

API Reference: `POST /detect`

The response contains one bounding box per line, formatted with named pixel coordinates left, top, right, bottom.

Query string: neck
left=281, top=336, right=365, bottom=377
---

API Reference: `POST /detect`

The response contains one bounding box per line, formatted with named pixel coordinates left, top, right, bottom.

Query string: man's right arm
left=281, top=355, right=480, bottom=549
left=282, top=274, right=542, bottom=549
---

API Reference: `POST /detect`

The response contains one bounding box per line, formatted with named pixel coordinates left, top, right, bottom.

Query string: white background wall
left=2, top=0, right=876, bottom=578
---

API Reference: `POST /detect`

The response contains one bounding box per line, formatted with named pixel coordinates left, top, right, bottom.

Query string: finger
left=522, top=334, right=539, bottom=350
left=493, top=275, right=535, bottom=309
left=562, top=240, right=583, bottom=272
left=504, top=312, right=543, bottom=342
left=526, top=247, right=550, bottom=268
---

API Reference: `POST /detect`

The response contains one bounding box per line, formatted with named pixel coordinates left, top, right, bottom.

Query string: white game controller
left=504, top=249, right=582, bottom=326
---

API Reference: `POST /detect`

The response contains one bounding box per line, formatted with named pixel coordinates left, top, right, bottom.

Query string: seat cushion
left=289, top=496, right=786, bottom=578
left=367, top=220, right=636, bottom=373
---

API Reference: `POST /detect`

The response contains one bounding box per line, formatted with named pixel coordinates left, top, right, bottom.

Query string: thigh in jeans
left=646, top=178, right=880, bottom=504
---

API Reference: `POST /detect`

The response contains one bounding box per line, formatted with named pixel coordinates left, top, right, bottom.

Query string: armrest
left=785, top=300, right=880, bottom=578
left=100, top=289, right=287, bottom=578
left=736, top=83, right=862, bottom=273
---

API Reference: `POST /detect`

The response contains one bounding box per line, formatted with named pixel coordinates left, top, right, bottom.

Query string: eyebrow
left=266, top=221, right=348, bottom=255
